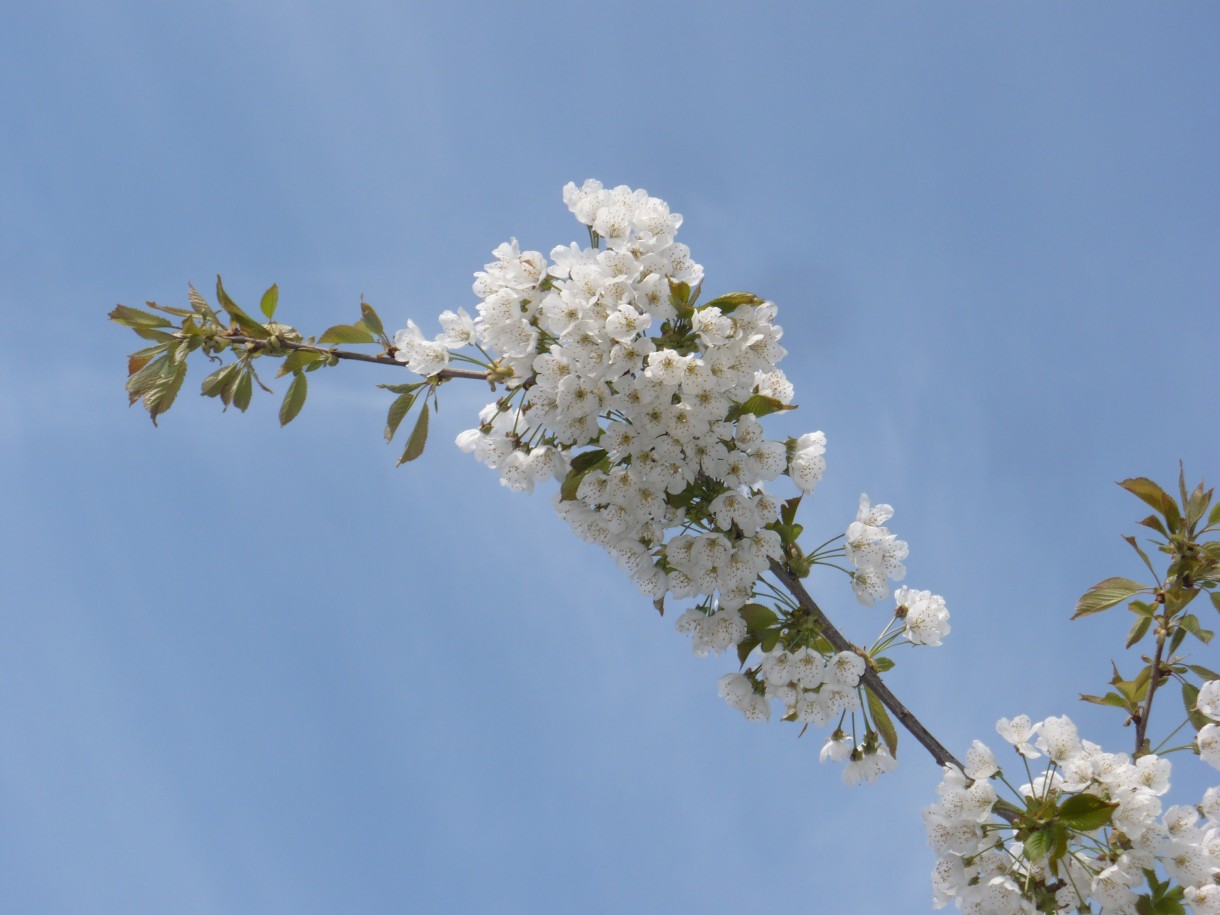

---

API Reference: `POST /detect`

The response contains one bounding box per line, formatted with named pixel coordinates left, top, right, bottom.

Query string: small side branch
left=221, top=332, right=491, bottom=381
left=770, top=562, right=966, bottom=773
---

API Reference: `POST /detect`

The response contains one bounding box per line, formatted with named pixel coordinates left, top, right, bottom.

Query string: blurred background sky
left=2, top=2, right=1218, bottom=912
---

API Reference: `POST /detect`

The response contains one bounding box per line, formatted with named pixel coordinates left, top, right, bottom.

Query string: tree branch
left=770, top=561, right=966, bottom=773
left=220, top=332, right=492, bottom=382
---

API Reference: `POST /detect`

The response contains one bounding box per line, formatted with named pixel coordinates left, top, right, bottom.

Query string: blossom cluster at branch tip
left=393, top=180, right=950, bottom=791
left=845, top=494, right=909, bottom=604
left=407, top=180, right=809, bottom=627
left=924, top=708, right=1220, bottom=913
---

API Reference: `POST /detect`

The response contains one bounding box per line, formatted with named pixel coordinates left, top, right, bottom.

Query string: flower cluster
left=392, top=180, right=948, bottom=786
left=1197, top=680, right=1220, bottom=770
left=924, top=711, right=1220, bottom=914
left=411, top=181, right=816, bottom=630
left=895, top=586, right=951, bottom=647
left=845, top=494, right=909, bottom=604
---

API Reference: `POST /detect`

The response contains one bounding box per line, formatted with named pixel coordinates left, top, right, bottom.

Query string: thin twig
left=770, top=561, right=966, bottom=773
left=220, top=332, right=491, bottom=381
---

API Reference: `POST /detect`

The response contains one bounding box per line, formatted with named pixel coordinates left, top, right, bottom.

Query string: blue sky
left=2, top=2, right=1218, bottom=912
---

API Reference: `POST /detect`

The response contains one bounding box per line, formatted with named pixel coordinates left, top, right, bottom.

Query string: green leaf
left=360, top=302, right=384, bottom=337
left=219, top=361, right=244, bottom=407
left=128, top=326, right=178, bottom=344
left=233, top=370, right=253, bottom=412
left=277, top=348, right=326, bottom=377
left=1022, top=826, right=1054, bottom=863
left=739, top=603, right=779, bottom=633
left=1059, top=793, right=1116, bottom=830
left=216, top=276, right=271, bottom=339
left=1123, top=535, right=1159, bottom=578
left=1137, top=514, right=1169, bottom=537
left=560, top=448, right=610, bottom=501
left=146, top=300, right=194, bottom=319
left=1119, top=477, right=1180, bottom=533
left=1186, top=480, right=1213, bottom=527
left=1129, top=599, right=1157, bottom=618
left=1183, top=681, right=1211, bottom=731
left=384, top=391, right=418, bottom=442
left=187, top=285, right=211, bottom=313
left=140, top=357, right=186, bottom=425
left=398, top=402, right=430, bottom=464
left=736, top=633, right=760, bottom=666
left=569, top=448, right=609, bottom=474
left=872, top=656, right=895, bottom=673
left=279, top=372, right=307, bottom=426
left=865, top=688, right=898, bottom=758
left=668, top=279, right=694, bottom=319
left=1209, top=502, right=1220, bottom=527
left=1188, top=663, right=1220, bottom=681
left=1168, top=626, right=1188, bottom=656
left=378, top=381, right=426, bottom=395
left=1079, top=691, right=1135, bottom=710
left=200, top=363, right=238, bottom=398
left=1179, top=613, right=1213, bottom=644
left=259, top=283, right=279, bottom=320
left=1211, top=591, right=1220, bottom=615
left=759, top=629, right=781, bottom=652
left=125, top=353, right=169, bottom=403
left=127, top=344, right=166, bottom=377
left=318, top=323, right=375, bottom=345
left=108, top=304, right=173, bottom=329
left=1126, top=614, right=1152, bottom=648
left=699, top=292, right=765, bottom=314
left=1072, top=577, right=1148, bottom=619
left=727, top=395, right=797, bottom=423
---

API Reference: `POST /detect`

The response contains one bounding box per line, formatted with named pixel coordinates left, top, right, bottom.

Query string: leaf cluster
left=111, top=277, right=396, bottom=429
left=1073, top=471, right=1220, bottom=751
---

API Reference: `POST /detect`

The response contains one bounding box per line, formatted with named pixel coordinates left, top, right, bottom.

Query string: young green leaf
left=360, top=302, right=384, bottom=337
left=1072, top=577, right=1148, bottom=619
left=318, top=323, right=376, bottom=345
left=109, top=304, right=174, bottom=329
left=1126, top=615, right=1152, bottom=648
left=736, top=633, right=760, bottom=667
left=1183, top=681, right=1211, bottom=731
left=259, top=283, right=279, bottom=320
left=378, top=381, right=426, bottom=396
left=699, top=292, right=765, bottom=314
left=1022, top=826, right=1057, bottom=866
left=726, top=395, right=797, bottom=422
left=144, top=359, right=186, bottom=425
left=1058, top=793, right=1116, bottom=831
left=233, top=370, right=253, bottom=412
left=127, top=344, right=166, bottom=377
left=200, top=363, right=239, bottom=399
left=279, top=372, right=307, bottom=425
left=1119, top=477, right=1181, bottom=533
left=216, top=276, right=271, bottom=339
left=398, top=402, right=430, bottom=464
left=277, top=349, right=326, bottom=377
left=1178, top=613, right=1213, bottom=644
left=384, top=391, right=418, bottom=442
left=865, top=688, right=898, bottom=758
left=1079, top=691, right=1135, bottom=711
left=739, top=603, right=779, bottom=633
left=125, top=353, right=170, bottom=404
left=1137, top=514, right=1169, bottom=537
